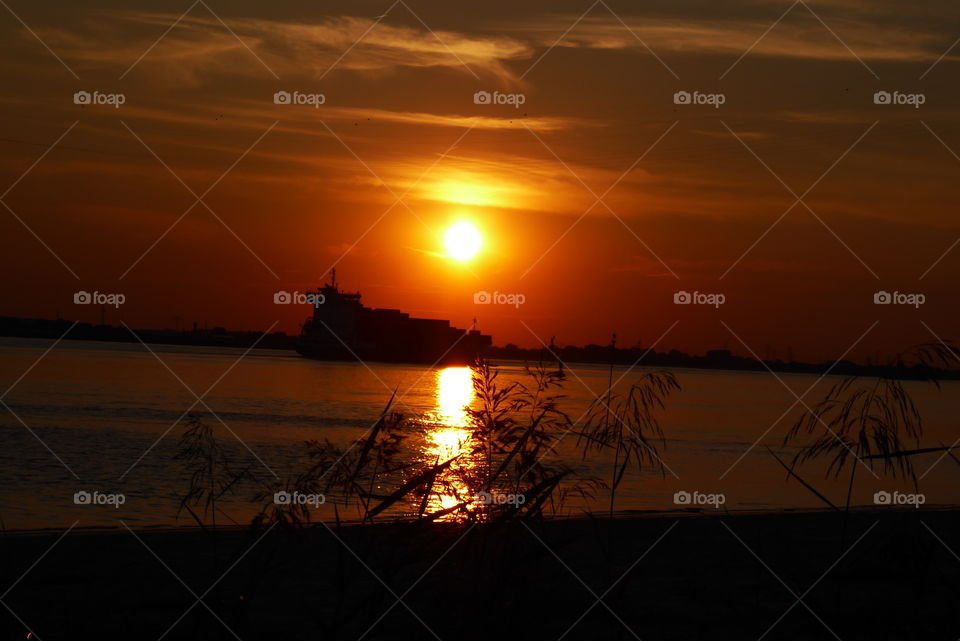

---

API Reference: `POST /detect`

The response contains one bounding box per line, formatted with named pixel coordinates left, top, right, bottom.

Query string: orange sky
left=1, top=0, right=958, bottom=362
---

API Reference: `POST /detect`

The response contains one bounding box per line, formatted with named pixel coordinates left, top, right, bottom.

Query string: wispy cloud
left=108, top=100, right=584, bottom=134
left=510, top=13, right=953, bottom=63
left=34, top=11, right=534, bottom=82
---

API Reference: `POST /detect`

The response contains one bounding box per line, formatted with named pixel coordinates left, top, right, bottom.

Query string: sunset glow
left=2, top=1, right=959, bottom=637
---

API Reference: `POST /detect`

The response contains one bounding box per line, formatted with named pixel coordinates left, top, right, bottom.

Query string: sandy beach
left=2, top=508, right=957, bottom=640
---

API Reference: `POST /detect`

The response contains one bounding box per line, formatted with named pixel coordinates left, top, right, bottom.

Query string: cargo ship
left=296, top=271, right=492, bottom=365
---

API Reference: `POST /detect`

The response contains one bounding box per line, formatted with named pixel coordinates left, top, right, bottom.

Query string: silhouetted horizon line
left=1, top=315, right=956, bottom=380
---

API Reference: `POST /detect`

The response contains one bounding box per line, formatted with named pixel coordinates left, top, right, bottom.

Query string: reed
left=175, top=415, right=251, bottom=531
left=578, top=371, right=680, bottom=518
left=177, top=359, right=683, bottom=529
left=783, top=340, right=958, bottom=549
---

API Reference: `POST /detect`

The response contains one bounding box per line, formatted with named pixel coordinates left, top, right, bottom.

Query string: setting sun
left=443, top=221, right=482, bottom=261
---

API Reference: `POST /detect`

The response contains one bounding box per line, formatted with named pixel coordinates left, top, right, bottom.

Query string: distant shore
left=2, top=507, right=957, bottom=639
left=3, top=315, right=958, bottom=380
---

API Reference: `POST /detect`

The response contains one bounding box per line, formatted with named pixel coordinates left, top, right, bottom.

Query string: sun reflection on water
left=433, top=366, right=473, bottom=429
left=421, top=366, right=476, bottom=515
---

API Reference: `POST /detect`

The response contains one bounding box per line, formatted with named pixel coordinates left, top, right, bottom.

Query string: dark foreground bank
left=1, top=509, right=957, bottom=640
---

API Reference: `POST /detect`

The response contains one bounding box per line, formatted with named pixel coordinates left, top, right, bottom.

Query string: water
left=0, top=337, right=956, bottom=530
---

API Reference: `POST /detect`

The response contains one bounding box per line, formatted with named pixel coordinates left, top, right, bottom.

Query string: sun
left=444, top=222, right=482, bottom=261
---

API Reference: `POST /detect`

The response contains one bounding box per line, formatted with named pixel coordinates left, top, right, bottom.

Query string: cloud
left=691, top=128, right=770, bottom=140
left=261, top=15, right=533, bottom=81
left=33, top=10, right=534, bottom=83
left=113, top=100, right=584, bottom=134
left=510, top=12, right=953, bottom=64
left=315, top=107, right=579, bottom=132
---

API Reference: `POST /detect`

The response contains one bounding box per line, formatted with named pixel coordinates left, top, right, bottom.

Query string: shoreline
left=4, top=503, right=954, bottom=536
left=4, top=319, right=958, bottom=381
left=2, top=507, right=957, bottom=639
